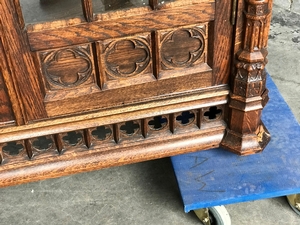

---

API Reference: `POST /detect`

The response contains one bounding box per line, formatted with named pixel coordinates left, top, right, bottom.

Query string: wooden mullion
left=0, top=0, right=48, bottom=122
left=83, top=129, right=92, bottom=148
left=197, top=109, right=202, bottom=129
left=169, top=114, right=176, bottom=134
left=149, top=0, right=159, bottom=10
left=0, top=35, right=24, bottom=125
left=24, top=139, right=34, bottom=159
left=141, top=119, right=148, bottom=138
left=54, top=134, right=65, bottom=154
left=81, top=0, right=94, bottom=22
left=0, top=144, right=4, bottom=164
left=113, top=124, right=120, bottom=143
left=12, top=0, right=25, bottom=29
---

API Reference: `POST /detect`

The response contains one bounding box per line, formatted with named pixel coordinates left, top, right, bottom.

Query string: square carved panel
left=96, top=33, right=154, bottom=89
left=38, top=44, right=97, bottom=91
left=156, top=24, right=210, bottom=79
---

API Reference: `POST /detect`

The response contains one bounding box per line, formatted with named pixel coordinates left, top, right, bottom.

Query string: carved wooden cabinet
left=0, top=0, right=272, bottom=187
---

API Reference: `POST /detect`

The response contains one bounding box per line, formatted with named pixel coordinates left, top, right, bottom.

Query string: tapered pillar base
left=221, top=122, right=270, bottom=155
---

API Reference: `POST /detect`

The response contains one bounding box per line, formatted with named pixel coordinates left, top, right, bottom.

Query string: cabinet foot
left=221, top=123, right=271, bottom=155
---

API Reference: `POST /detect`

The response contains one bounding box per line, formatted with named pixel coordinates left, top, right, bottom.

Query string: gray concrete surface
left=0, top=4, right=299, bottom=225
left=274, top=0, right=300, bottom=14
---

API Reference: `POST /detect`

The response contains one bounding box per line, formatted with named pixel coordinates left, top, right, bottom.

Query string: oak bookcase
left=0, top=0, right=272, bottom=187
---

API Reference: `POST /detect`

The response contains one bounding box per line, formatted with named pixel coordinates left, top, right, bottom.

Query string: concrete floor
left=0, top=4, right=299, bottom=225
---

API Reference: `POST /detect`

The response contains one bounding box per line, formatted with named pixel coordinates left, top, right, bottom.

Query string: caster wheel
left=194, top=205, right=231, bottom=225
left=287, top=194, right=300, bottom=216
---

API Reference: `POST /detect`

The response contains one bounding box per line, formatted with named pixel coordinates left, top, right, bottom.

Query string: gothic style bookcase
left=0, top=0, right=272, bottom=187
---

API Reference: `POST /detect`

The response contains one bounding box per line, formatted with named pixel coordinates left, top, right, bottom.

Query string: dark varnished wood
left=221, top=0, right=272, bottom=155
left=81, top=0, right=94, bottom=22
left=0, top=0, right=273, bottom=187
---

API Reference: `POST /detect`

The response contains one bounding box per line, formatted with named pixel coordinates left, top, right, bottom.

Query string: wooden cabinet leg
left=221, top=0, right=272, bottom=155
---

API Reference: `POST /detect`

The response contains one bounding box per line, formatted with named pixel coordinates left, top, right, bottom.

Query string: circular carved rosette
left=42, top=46, right=93, bottom=88
left=160, top=27, right=205, bottom=69
left=104, top=38, right=151, bottom=78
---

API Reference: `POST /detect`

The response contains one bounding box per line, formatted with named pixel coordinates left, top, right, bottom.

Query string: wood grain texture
left=38, top=44, right=97, bottom=91
left=0, top=31, right=26, bottom=126
left=97, top=33, right=154, bottom=89
left=0, top=125, right=225, bottom=188
left=0, top=71, right=14, bottom=126
left=27, top=3, right=215, bottom=51
left=221, top=0, right=272, bottom=155
left=0, top=87, right=228, bottom=143
left=212, top=0, right=233, bottom=85
left=45, top=70, right=213, bottom=117
left=233, top=0, right=246, bottom=54
left=149, top=0, right=159, bottom=9
left=12, top=0, right=25, bottom=29
left=0, top=0, right=47, bottom=122
left=81, top=0, right=94, bottom=22
left=157, top=24, right=209, bottom=79
left=0, top=0, right=274, bottom=187
left=0, top=36, right=21, bottom=126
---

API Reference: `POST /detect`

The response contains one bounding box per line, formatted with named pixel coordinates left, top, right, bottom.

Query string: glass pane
left=19, top=0, right=83, bottom=25
left=93, top=0, right=148, bottom=13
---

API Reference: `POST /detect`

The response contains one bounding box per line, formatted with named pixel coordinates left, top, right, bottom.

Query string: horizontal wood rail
left=27, top=3, right=215, bottom=51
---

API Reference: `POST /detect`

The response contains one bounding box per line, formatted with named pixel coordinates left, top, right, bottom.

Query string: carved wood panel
left=160, top=27, right=206, bottom=69
left=97, top=33, right=154, bottom=89
left=35, top=27, right=214, bottom=116
left=156, top=24, right=211, bottom=80
left=0, top=104, right=226, bottom=166
left=37, top=44, right=101, bottom=102
left=39, top=44, right=96, bottom=90
left=15, top=3, right=219, bottom=118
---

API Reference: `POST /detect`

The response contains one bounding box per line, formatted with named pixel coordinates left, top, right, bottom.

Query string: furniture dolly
left=171, top=76, right=300, bottom=224
left=0, top=0, right=272, bottom=187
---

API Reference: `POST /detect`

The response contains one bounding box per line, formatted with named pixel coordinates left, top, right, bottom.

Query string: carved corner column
left=221, top=0, right=272, bottom=155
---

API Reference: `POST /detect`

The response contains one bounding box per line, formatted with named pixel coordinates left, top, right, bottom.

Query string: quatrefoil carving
left=204, top=106, right=222, bottom=121
left=161, top=27, right=205, bottom=69
left=92, top=126, right=112, bottom=140
left=104, top=39, right=150, bottom=78
left=120, top=121, right=140, bottom=136
left=41, top=45, right=93, bottom=88
left=176, top=111, right=195, bottom=125
left=3, top=142, right=24, bottom=156
left=148, top=116, right=168, bottom=130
